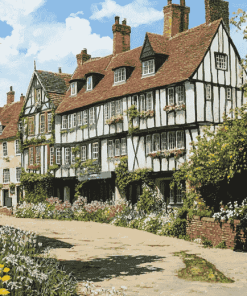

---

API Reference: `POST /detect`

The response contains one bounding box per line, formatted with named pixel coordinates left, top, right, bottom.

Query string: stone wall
left=186, top=215, right=245, bottom=249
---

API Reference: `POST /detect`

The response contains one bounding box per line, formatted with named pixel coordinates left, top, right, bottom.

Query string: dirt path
left=0, top=215, right=247, bottom=296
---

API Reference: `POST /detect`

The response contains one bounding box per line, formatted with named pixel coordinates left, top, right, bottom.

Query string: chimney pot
left=122, top=18, right=127, bottom=25
left=20, top=94, right=25, bottom=103
left=58, top=67, right=62, bottom=73
left=76, top=49, right=91, bottom=66
left=168, top=0, right=172, bottom=5
left=115, top=16, right=120, bottom=24
left=7, top=86, right=15, bottom=105
left=10, top=86, right=12, bottom=91
left=180, top=0, right=185, bottom=6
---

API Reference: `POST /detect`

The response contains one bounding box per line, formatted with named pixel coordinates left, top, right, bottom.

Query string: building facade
left=0, top=87, right=24, bottom=208
left=21, top=0, right=247, bottom=206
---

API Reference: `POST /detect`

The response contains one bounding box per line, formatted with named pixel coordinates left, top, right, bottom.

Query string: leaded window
left=114, top=68, right=126, bottom=83
left=140, top=95, right=145, bottom=111
left=29, top=147, right=34, bottom=165
left=89, top=108, right=95, bottom=125
left=177, top=131, right=185, bottom=149
left=111, top=102, right=115, bottom=117
left=68, top=114, right=72, bottom=129
left=142, top=59, right=154, bottom=75
left=65, top=147, right=70, bottom=164
left=108, top=140, right=114, bottom=157
left=115, top=139, right=120, bottom=156
left=56, top=148, right=61, bottom=165
left=50, top=147, right=54, bottom=166
left=168, top=88, right=174, bottom=105
left=15, top=140, right=21, bottom=155
left=121, top=138, right=127, bottom=155
left=206, top=84, right=211, bottom=101
left=176, top=86, right=185, bottom=105
left=62, top=115, right=67, bottom=129
left=115, top=100, right=122, bottom=115
left=153, top=134, right=160, bottom=151
left=40, top=114, right=45, bottom=133
left=215, top=53, right=227, bottom=70
left=48, top=113, right=52, bottom=132
left=28, top=117, right=35, bottom=135
left=81, top=146, right=87, bottom=161
left=73, top=113, right=77, bottom=127
left=3, top=169, right=10, bottom=183
left=36, top=146, right=41, bottom=164
left=71, top=147, right=75, bottom=164
left=168, top=132, right=176, bottom=150
left=3, top=142, right=7, bottom=156
left=92, top=142, right=98, bottom=159
left=146, top=92, right=153, bottom=111
left=146, top=135, right=152, bottom=154
left=161, top=133, right=167, bottom=151
left=16, top=168, right=21, bottom=183
left=176, top=184, right=183, bottom=203
left=77, top=112, right=82, bottom=126
left=83, top=110, right=88, bottom=125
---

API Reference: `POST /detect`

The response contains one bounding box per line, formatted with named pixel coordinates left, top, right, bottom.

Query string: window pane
left=115, top=139, right=120, bottom=156
left=65, top=147, right=70, bottom=164
left=177, top=131, right=184, bottom=148
left=146, top=135, right=151, bottom=154
left=87, top=76, right=92, bottom=90
left=105, top=104, right=109, bottom=121
left=146, top=93, right=153, bottom=110
left=3, top=142, right=7, bottom=156
left=48, top=113, right=52, bottom=132
left=115, top=100, right=122, bottom=115
left=68, top=115, right=72, bottom=129
left=16, top=168, right=21, bottom=183
left=153, top=134, right=160, bottom=151
left=121, top=138, right=127, bottom=155
left=73, top=113, right=77, bottom=127
left=108, top=140, right=114, bottom=157
left=168, top=132, right=176, bottom=149
left=161, top=133, right=167, bottom=150
left=56, top=148, right=61, bottom=164
left=111, top=102, right=115, bottom=117
left=140, top=95, right=145, bottom=111
left=3, top=169, right=10, bottom=183
left=81, top=146, right=86, bottom=161
left=50, top=147, right=54, bottom=166
left=62, top=116, right=67, bottom=129
left=216, top=54, right=227, bottom=70
left=36, top=146, right=41, bottom=164
left=227, top=88, right=231, bottom=100
left=83, top=110, right=88, bottom=125
left=40, top=114, right=45, bottom=133
left=16, top=140, right=20, bottom=154
left=176, top=86, right=185, bottom=105
left=77, top=112, right=82, bottom=126
left=93, top=143, right=98, bottom=159
left=89, top=108, right=95, bottom=125
left=176, top=184, right=183, bottom=203
left=168, top=88, right=174, bottom=105
left=71, top=147, right=75, bottom=164
left=29, top=147, right=34, bottom=165
left=206, top=84, right=211, bottom=100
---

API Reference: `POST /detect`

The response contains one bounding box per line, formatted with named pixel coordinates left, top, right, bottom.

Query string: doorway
left=3, top=190, right=12, bottom=207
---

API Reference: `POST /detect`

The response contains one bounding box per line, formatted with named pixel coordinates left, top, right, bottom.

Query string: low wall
left=0, top=207, right=13, bottom=216
left=186, top=215, right=246, bottom=249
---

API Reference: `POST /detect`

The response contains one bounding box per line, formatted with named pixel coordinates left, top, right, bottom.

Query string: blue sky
left=0, top=0, right=246, bottom=107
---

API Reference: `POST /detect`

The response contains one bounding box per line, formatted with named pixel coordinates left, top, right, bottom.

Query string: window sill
left=70, top=93, right=77, bottom=97
left=141, top=73, right=155, bottom=79
left=113, top=81, right=126, bottom=86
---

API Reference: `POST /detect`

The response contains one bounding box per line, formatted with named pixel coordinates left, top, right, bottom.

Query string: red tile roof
left=0, top=101, right=24, bottom=140
left=56, top=19, right=222, bottom=115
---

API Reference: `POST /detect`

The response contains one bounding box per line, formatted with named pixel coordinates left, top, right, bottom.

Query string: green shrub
left=202, top=236, right=213, bottom=248
left=215, top=241, right=227, bottom=249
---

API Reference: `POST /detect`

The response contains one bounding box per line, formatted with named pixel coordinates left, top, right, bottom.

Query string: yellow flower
left=1, top=275, right=11, bottom=282
left=3, top=268, right=9, bottom=273
left=0, top=265, right=4, bottom=269
left=230, top=156, right=233, bottom=159
left=208, top=273, right=215, bottom=279
left=0, top=288, right=10, bottom=295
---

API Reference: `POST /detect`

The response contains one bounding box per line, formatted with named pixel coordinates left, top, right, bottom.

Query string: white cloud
left=0, top=0, right=113, bottom=106
left=90, top=0, right=163, bottom=27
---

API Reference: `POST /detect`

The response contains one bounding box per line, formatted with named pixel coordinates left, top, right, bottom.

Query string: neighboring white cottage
left=21, top=0, right=247, bottom=206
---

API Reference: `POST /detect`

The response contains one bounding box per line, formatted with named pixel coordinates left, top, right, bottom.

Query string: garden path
left=0, top=215, right=247, bottom=296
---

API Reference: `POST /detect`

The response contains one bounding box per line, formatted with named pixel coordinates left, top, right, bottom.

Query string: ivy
left=60, top=130, right=68, bottom=134
left=20, top=169, right=54, bottom=203
left=125, top=105, right=140, bottom=135
left=80, top=124, right=88, bottom=130
left=9, top=183, right=15, bottom=190
left=115, top=156, right=154, bottom=196
left=0, top=184, right=3, bottom=190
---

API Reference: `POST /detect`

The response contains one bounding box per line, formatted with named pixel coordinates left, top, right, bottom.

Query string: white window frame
left=108, top=140, right=114, bottom=157
left=114, top=68, right=126, bottom=83
left=15, top=139, right=21, bottom=155
left=215, top=53, right=227, bottom=70
left=36, top=146, right=41, bottom=164
left=83, top=110, right=88, bottom=125
left=71, top=147, right=75, bottom=164
left=177, top=131, right=185, bottom=149
left=146, top=135, right=152, bottom=154
left=73, top=113, right=77, bottom=127
left=153, top=134, right=160, bottom=152
left=105, top=103, right=110, bottom=122
left=28, top=117, right=35, bottom=135
left=176, top=184, right=183, bottom=204
left=50, top=147, right=54, bottom=166
left=110, top=101, right=115, bottom=117
left=29, top=147, right=34, bottom=165
left=65, top=147, right=70, bottom=164
left=77, top=112, right=82, bottom=126
left=89, top=108, right=95, bottom=125
left=140, top=94, right=145, bottom=112
left=115, top=100, right=122, bottom=115
left=132, top=95, right=138, bottom=110
left=161, top=133, right=167, bottom=151
left=3, top=142, right=7, bottom=156
left=115, top=139, right=120, bottom=157
left=168, top=88, right=175, bottom=105
left=56, top=148, right=61, bottom=165
left=87, top=76, right=93, bottom=91
left=176, top=86, right=185, bottom=105
left=206, top=84, right=211, bottom=101
left=121, top=138, right=127, bottom=155
left=142, top=59, right=155, bottom=76
left=3, top=169, right=10, bottom=184
left=168, top=131, right=176, bottom=150
left=48, top=113, right=52, bottom=132
left=62, top=115, right=67, bottom=130
left=71, top=82, right=77, bottom=96
left=40, top=114, right=45, bottom=133
left=146, top=92, right=153, bottom=111
left=68, top=114, right=72, bottom=129
left=81, top=146, right=87, bottom=162
left=16, top=167, right=21, bottom=183
left=92, top=142, right=99, bottom=159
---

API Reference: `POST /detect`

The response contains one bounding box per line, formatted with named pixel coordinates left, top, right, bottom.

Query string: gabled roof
left=56, top=19, right=222, bottom=115
left=0, top=101, right=24, bottom=140
left=36, top=70, right=71, bottom=93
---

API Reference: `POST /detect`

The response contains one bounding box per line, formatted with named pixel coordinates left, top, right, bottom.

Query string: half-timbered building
left=0, top=87, right=24, bottom=208
left=23, top=0, right=247, bottom=206
left=21, top=67, right=71, bottom=196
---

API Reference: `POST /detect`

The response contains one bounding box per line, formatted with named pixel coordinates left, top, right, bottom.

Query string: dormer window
left=114, top=68, right=126, bottom=84
left=87, top=76, right=93, bottom=91
left=71, top=82, right=77, bottom=95
left=142, top=59, right=155, bottom=76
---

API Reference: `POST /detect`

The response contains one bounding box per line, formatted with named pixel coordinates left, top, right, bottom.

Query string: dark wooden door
left=3, top=190, right=12, bottom=207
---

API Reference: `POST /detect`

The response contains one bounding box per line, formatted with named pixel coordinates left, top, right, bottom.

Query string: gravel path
left=0, top=215, right=247, bottom=296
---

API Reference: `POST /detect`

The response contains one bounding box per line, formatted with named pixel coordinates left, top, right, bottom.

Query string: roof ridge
left=83, top=54, right=113, bottom=64
left=169, top=18, right=222, bottom=40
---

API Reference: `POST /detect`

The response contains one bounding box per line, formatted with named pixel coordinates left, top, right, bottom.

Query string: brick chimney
left=163, top=0, right=190, bottom=39
left=7, top=86, right=15, bottom=105
left=76, top=49, right=91, bottom=66
left=205, top=0, right=229, bottom=32
left=112, top=16, right=131, bottom=55
left=58, top=67, right=62, bottom=73
left=20, top=93, right=25, bottom=103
